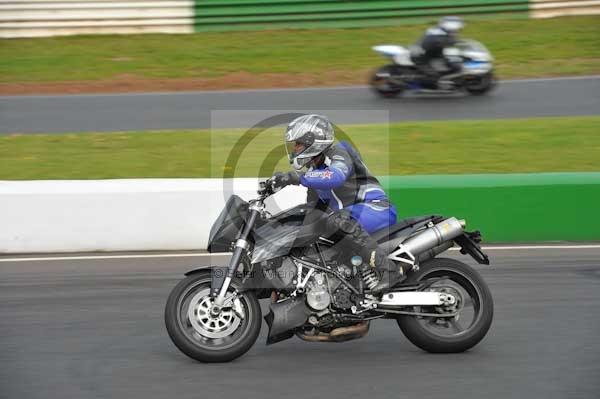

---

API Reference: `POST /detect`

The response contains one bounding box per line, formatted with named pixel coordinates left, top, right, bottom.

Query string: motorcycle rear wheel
left=396, top=257, right=493, bottom=353
left=370, top=65, right=405, bottom=98
left=165, top=271, right=262, bottom=363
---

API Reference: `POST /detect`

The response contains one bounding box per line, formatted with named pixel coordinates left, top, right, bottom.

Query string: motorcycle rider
left=412, top=16, right=465, bottom=84
left=269, top=114, right=404, bottom=294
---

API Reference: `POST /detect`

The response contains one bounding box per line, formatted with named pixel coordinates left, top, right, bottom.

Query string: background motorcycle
left=370, top=39, right=496, bottom=97
left=165, top=180, right=494, bottom=363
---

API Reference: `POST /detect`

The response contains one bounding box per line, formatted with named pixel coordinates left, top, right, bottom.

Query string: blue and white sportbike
left=370, top=39, right=496, bottom=97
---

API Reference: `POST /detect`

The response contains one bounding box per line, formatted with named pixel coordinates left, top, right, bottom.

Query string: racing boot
left=360, top=250, right=406, bottom=295
left=323, top=210, right=405, bottom=295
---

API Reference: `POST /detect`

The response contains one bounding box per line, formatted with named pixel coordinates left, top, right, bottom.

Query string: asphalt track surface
left=1, top=76, right=599, bottom=134
left=1, top=248, right=599, bottom=399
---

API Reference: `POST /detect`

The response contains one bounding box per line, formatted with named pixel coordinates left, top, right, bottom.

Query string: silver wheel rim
left=415, top=271, right=482, bottom=338
left=187, top=288, right=242, bottom=339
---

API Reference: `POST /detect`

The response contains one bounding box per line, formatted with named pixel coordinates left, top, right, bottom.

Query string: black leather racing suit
left=413, top=27, right=460, bottom=78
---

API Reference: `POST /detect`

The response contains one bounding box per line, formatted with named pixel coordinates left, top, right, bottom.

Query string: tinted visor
left=285, top=141, right=307, bottom=163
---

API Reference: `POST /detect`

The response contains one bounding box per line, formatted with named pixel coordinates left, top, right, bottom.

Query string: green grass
left=1, top=116, right=599, bottom=180
left=1, top=16, right=599, bottom=84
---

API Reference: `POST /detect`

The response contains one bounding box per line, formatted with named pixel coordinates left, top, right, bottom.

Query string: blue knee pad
left=347, top=202, right=397, bottom=234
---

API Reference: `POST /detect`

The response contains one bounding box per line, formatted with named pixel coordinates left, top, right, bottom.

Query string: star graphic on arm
left=321, top=170, right=333, bottom=179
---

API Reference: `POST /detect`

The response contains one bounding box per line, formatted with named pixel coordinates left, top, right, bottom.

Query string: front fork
left=210, top=203, right=261, bottom=314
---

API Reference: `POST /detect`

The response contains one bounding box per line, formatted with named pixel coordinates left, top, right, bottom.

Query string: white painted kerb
left=0, top=179, right=307, bottom=253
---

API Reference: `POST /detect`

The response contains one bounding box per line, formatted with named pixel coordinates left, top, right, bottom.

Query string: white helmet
left=285, top=114, right=334, bottom=170
left=438, top=16, right=464, bottom=34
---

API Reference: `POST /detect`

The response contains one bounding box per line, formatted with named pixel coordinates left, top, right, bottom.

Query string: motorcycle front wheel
left=165, top=270, right=262, bottom=363
left=464, top=72, right=496, bottom=95
left=397, top=257, right=494, bottom=353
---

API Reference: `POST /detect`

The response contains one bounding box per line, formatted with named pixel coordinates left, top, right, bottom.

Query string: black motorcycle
left=165, top=180, right=493, bottom=362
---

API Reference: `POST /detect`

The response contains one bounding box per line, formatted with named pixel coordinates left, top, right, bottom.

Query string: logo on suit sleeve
left=306, top=170, right=334, bottom=179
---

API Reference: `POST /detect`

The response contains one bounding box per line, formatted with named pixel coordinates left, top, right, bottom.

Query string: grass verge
left=1, top=16, right=599, bottom=90
left=1, top=116, right=599, bottom=180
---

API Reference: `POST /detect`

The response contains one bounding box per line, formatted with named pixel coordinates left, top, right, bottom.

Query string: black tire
left=397, top=257, right=493, bottom=353
left=464, top=72, right=496, bottom=95
left=370, top=65, right=405, bottom=98
left=165, top=271, right=262, bottom=363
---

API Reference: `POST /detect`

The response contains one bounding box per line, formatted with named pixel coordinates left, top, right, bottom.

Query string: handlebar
left=257, top=179, right=275, bottom=199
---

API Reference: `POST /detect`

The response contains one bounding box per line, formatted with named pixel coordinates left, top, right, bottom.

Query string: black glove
left=270, top=171, right=303, bottom=192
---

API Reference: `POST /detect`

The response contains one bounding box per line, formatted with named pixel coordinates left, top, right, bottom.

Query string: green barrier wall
left=194, top=0, right=530, bottom=32
left=378, top=172, right=600, bottom=242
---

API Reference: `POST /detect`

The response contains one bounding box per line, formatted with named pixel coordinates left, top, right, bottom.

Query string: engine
left=332, top=286, right=354, bottom=310
left=305, top=271, right=356, bottom=312
left=264, top=255, right=357, bottom=312
left=305, top=273, right=331, bottom=311
left=262, top=257, right=297, bottom=292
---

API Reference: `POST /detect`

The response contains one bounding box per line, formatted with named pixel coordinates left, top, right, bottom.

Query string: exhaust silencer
left=417, top=241, right=455, bottom=263
left=390, top=217, right=464, bottom=262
